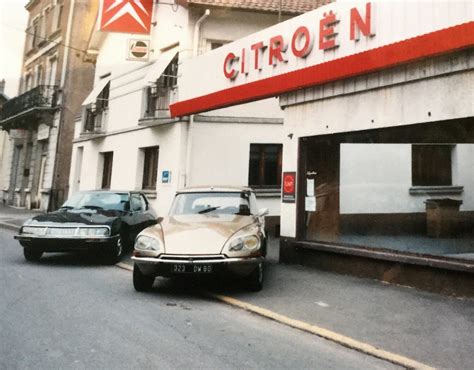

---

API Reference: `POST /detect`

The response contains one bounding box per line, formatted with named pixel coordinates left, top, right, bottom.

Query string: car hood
left=24, top=209, right=123, bottom=228
left=157, top=214, right=255, bottom=255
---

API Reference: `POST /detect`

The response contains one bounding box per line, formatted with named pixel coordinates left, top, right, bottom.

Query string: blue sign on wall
left=162, top=170, right=171, bottom=183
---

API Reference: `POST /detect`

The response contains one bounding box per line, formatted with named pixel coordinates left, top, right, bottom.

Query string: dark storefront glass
left=300, top=119, right=474, bottom=262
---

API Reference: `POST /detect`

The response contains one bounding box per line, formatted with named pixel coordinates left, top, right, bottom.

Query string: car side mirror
left=257, top=208, right=269, bottom=217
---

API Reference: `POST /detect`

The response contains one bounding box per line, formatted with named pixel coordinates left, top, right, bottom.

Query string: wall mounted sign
left=100, top=0, right=153, bottom=34
left=282, top=172, right=296, bottom=203
left=127, top=39, right=150, bottom=61
left=162, top=170, right=171, bottom=184
left=170, top=0, right=473, bottom=117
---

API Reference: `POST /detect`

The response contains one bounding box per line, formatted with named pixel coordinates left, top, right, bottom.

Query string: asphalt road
left=0, top=229, right=399, bottom=370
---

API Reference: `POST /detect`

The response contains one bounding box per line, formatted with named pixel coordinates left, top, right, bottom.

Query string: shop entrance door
left=300, top=139, right=340, bottom=242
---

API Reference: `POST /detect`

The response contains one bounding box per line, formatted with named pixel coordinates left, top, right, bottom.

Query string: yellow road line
left=207, top=293, right=435, bottom=370
left=117, top=262, right=434, bottom=370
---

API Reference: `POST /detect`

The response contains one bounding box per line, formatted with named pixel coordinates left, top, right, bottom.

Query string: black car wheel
left=247, top=262, right=264, bottom=292
left=103, top=236, right=123, bottom=265
left=133, top=264, right=154, bottom=292
left=23, top=247, right=43, bottom=262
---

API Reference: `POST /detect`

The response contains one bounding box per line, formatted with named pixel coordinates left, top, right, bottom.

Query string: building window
left=145, top=56, right=178, bottom=116
left=412, top=145, right=452, bottom=186
left=85, top=81, right=110, bottom=132
left=52, top=0, right=63, bottom=32
left=206, top=39, right=230, bottom=52
left=47, top=57, right=57, bottom=86
left=248, top=144, right=283, bottom=189
left=36, top=65, right=43, bottom=86
left=142, top=146, right=159, bottom=190
left=160, top=55, right=178, bottom=89
left=101, top=152, right=113, bottom=189
left=96, top=81, right=110, bottom=111
left=31, top=18, right=40, bottom=49
left=24, top=74, right=32, bottom=93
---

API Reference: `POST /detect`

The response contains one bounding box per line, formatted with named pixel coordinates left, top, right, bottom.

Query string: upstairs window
left=96, top=81, right=110, bottom=111
left=31, top=18, right=40, bottom=49
left=249, top=144, right=283, bottom=189
left=145, top=56, right=178, bottom=116
left=412, top=145, right=452, bottom=186
left=52, top=0, right=63, bottom=32
left=159, top=55, right=178, bottom=89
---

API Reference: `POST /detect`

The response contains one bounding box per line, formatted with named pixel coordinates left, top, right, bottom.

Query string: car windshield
left=60, top=192, right=129, bottom=211
left=169, top=192, right=254, bottom=216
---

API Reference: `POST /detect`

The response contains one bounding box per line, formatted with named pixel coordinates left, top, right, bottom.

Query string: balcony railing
left=144, top=87, right=176, bottom=118
left=83, top=107, right=107, bottom=134
left=0, top=85, right=58, bottom=123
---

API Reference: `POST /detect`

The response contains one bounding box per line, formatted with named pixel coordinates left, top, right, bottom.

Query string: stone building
left=0, top=0, right=97, bottom=211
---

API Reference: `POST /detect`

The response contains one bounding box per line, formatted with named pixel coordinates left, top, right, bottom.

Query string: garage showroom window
left=248, top=144, right=282, bottom=189
left=412, top=144, right=452, bottom=186
left=142, top=146, right=159, bottom=190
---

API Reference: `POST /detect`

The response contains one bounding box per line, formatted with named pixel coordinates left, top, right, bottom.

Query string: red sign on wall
left=282, top=172, right=296, bottom=203
left=100, top=0, right=153, bottom=34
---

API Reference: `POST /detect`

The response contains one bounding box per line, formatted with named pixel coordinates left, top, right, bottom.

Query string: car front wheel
left=133, top=264, right=154, bottom=292
left=23, top=247, right=43, bottom=262
left=103, top=236, right=123, bottom=265
left=247, top=262, right=264, bottom=292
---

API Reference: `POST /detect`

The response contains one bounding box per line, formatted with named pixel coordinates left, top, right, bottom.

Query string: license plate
left=172, top=264, right=213, bottom=274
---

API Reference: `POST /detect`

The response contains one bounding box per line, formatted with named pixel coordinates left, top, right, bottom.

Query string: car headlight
left=77, top=227, right=110, bottom=237
left=135, top=235, right=162, bottom=252
left=22, top=226, right=46, bottom=235
left=223, top=225, right=262, bottom=257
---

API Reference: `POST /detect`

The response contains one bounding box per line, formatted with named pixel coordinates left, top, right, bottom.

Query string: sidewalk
left=0, top=203, right=42, bottom=231
left=1, top=207, right=472, bottom=369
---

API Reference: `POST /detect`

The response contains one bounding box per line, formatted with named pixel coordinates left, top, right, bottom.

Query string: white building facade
left=70, top=1, right=323, bottom=230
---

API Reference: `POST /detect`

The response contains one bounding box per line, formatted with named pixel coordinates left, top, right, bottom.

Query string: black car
left=15, top=190, right=157, bottom=264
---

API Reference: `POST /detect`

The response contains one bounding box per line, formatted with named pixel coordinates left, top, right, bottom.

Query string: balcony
left=143, top=87, right=177, bottom=119
left=0, top=85, right=59, bottom=129
left=81, top=107, right=108, bottom=138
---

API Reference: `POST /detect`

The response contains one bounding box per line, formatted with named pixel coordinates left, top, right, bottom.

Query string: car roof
left=75, top=190, right=138, bottom=195
left=176, top=186, right=254, bottom=194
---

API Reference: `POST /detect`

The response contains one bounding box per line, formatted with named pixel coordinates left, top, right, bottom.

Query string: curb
left=0, top=222, right=21, bottom=232
left=116, top=261, right=434, bottom=370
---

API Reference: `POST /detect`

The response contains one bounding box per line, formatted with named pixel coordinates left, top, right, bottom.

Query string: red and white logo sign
left=283, top=174, right=295, bottom=194
left=100, top=0, right=153, bottom=34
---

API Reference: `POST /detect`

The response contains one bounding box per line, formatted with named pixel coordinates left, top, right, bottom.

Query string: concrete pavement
left=0, top=203, right=42, bottom=231
left=2, top=205, right=473, bottom=369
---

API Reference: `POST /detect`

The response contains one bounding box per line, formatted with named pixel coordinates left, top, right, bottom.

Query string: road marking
left=117, top=262, right=434, bottom=370
left=315, top=301, right=329, bottom=307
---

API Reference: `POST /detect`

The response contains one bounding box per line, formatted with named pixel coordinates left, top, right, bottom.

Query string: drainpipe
left=184, top=9, right=210, bottom=187
left=49, top=0, right=75, bottom=210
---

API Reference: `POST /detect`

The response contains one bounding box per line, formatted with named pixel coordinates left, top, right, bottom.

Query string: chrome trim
left=20, top=224, right=112, bottom=238
left=132, top=256, right=263, bottom=264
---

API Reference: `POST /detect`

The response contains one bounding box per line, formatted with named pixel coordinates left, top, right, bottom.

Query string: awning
left=143, top=48, right=178, bottom=85
left=82, top=77, right=111, bottom=106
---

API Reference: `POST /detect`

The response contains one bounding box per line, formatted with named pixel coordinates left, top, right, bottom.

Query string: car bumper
left=132, top=254, right=264, bottom=277
left=14, top=234, right=120, bottom=252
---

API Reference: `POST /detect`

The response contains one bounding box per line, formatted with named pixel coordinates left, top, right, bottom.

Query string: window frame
left=411, top=144, right=453, bottom=187
left=101, top=151, right=113, bottom=189
left=141, top=146, right=159, bottom=190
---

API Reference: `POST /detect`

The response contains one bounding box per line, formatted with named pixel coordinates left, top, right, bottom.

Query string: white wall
left=72, top=122, right=185, bottom=216
left=188, top=121, right=284, bottom=216
left=339, top=144, right=473, bottom=214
